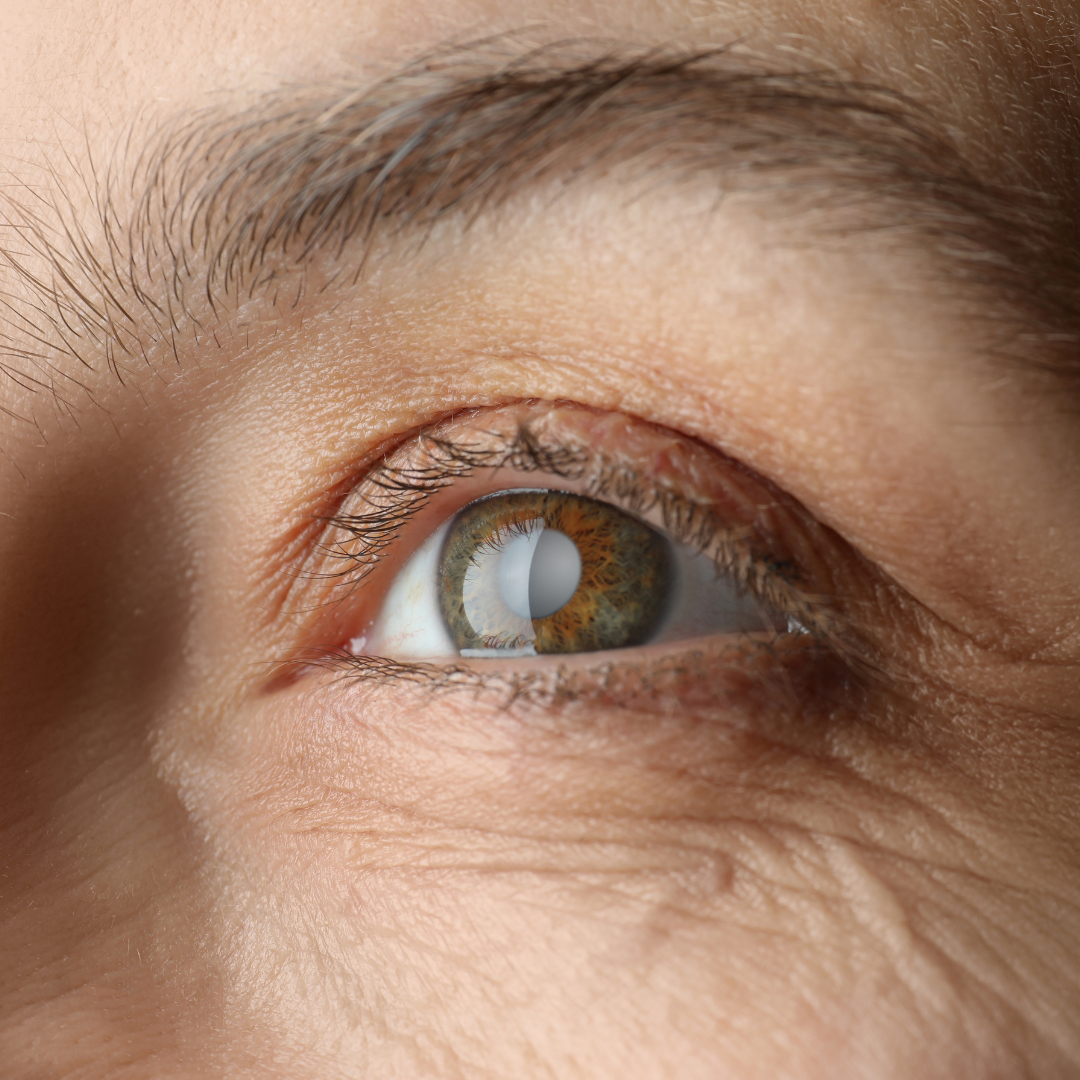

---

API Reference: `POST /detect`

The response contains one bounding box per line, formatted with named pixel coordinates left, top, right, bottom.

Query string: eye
left=313, top=402, right=841, bottom=682
left=364, top=487, right=783, bottom=660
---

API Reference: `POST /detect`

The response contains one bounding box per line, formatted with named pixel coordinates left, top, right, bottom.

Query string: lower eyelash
left=300, top=631, right=848, bottom=719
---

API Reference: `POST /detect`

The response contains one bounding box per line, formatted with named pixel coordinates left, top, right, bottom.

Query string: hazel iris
left=438, top=490, right=673, bottom=654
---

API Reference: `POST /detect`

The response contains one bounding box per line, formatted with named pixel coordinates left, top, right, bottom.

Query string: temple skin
left=3, top=1, right=1080, bottom=1078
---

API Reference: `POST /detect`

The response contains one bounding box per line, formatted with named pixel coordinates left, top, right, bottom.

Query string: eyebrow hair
left=2, top=39, right=1078, bottom=417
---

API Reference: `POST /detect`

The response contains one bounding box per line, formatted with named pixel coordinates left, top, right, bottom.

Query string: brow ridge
left=1, top=37, right=1078, bottom=415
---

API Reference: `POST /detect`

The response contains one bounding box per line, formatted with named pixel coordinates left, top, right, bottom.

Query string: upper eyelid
left=320, top=415, right=719, bottom=575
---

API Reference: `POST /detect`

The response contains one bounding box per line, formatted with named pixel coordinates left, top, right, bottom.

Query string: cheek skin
left=0, top=737, right=226, bottom=1077
left=152, top=673, right=1080, bottom=1080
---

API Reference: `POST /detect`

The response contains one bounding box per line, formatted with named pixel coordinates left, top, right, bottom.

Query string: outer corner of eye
left=361, top=487, right=786, bottom=664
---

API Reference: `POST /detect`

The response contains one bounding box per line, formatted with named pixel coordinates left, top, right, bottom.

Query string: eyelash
left=298, top=410, right=855, bottom=710
left=319, top=422, right=593, bottom=585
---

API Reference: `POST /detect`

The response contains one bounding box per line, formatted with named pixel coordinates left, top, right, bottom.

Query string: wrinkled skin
left=3, top=1, right=1080, bottom=1077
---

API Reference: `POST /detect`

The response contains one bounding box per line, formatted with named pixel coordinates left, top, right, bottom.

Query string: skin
left=2, top=1, right=1080, bottom=1077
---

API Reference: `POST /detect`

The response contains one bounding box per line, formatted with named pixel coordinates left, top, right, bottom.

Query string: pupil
left=496, top=524, right=582, bottom=620
left=527, top=528, right=582, bottom=619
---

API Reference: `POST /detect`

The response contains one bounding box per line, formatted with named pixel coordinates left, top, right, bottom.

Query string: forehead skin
left=3, top=0, right=1080, bottom=458
left=4, top=2, right=1080, bottom=1080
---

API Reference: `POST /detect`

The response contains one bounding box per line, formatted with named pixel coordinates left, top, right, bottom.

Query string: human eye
left=295, top=400, right=860, bottom=712
left=368, top=482, right=782, bottom=661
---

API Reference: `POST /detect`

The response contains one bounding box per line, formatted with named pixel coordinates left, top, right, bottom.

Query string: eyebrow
left=3, top=39, right=1079, bottom=413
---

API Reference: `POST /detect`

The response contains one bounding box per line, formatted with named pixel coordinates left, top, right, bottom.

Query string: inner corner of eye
left=355, top=487, right=789, bottom=663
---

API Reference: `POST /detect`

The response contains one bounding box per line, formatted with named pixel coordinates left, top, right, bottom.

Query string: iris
left=439, top=491, right=673, bottom=654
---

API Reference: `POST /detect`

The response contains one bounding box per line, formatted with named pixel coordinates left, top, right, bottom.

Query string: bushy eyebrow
left=2, top=39, right=1078, bottom=416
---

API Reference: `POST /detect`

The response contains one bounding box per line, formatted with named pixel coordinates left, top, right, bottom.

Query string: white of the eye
left=659, top=545, right=774, bottom=639
left=365, top=520, right=457, bottom=657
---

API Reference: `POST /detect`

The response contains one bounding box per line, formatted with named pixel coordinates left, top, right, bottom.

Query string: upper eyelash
left=318, top=421, right=590, bottom=581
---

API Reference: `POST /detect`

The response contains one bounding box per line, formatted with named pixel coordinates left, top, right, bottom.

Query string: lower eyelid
left=319, top=629, right=838, bottom=724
